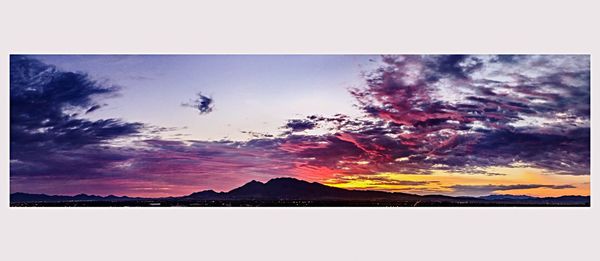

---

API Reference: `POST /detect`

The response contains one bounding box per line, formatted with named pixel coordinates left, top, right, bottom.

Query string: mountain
left=10, top=192, right=139, bottom=203
left=182, top=189, right=223, bottom=200
left=479, top=194, right=590, bottom=204
left=480, top=194, right=536, bottom=200
left=185, top=177, right=427, bottom=201
left=225, top=177, right=402, bottom=200
left=10, top=177, right=591, bottom=206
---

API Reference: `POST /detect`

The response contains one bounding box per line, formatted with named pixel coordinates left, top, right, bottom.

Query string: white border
left=1, top=1, right=598, bottom=260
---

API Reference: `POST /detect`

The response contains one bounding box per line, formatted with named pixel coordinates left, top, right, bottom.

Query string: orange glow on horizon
left=321, top=166, right=589, bottom=197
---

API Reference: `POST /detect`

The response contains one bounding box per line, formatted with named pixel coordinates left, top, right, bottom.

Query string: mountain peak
left=265, top=177, right=306, bottom=184
left=185, top=189, right=221, bottom=199
left=189, top=189, right=217, bottom=195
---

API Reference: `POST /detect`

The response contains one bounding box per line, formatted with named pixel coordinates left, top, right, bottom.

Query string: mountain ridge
left=10, top=177, right=590, bottom=206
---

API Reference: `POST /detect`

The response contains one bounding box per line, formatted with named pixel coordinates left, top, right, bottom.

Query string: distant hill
left=480, top=194, right=536, bottom=200
left=11, top=192, right=140, bottom=203
left=10, top=177, right=590, bottom=207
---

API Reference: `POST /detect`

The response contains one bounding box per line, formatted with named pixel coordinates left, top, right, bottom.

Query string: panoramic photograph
left=9, top=54, right=590, bottom=207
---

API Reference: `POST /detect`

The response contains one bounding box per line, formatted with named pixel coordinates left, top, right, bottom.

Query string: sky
left=10, top=55, right=590, bottom=197
left=27, top=55, right=374, bottom=141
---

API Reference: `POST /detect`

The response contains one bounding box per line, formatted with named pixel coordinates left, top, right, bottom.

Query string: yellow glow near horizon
left=322, top=166, right=589, bottom=197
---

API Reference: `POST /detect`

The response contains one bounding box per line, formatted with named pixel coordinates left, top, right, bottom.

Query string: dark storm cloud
left=10, top=56, right=144, bottom=163
left=182, top=92, right=214, bottom=114
left=9, top=55, right=152, bottom=195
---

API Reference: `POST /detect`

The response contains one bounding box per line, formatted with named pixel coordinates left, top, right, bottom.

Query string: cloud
left=10, top=55, right=590, bottom=197
left=327, top=174, right=438, bottom=186
left=10, top=56, right=144, bottom=161
left=8, top=55, right=298, bottom=196
left=182, top=92, right=214, bottom=114
left=273, top=55, right=590, bottom=177
left=85, top=104, right=102, bottom=114
left=448, top=184, right=576, bottom=196
left=8, top=56, right=298, bottom=196
left=11, top=137, right=301, bottom=197
left=283, top=119, right=317, bottom=133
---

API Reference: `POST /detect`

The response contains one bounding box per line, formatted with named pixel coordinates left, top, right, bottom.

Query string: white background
left=0, top=0, right=598, bottom=260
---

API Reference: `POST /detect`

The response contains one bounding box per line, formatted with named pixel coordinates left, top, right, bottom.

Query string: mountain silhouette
left=479, top=194, right=536, bottom=200
left=10, top=192, right=140, bottom=203
left=10, top=177, right=590, bottom=206
left=182, top=177, right=425, bottom=201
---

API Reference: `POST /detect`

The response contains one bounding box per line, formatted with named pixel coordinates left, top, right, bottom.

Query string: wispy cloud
left=448, top=184, right=576, bottom=196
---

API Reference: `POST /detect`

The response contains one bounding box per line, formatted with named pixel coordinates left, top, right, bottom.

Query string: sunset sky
left=10, top=55, right=590, bottom=197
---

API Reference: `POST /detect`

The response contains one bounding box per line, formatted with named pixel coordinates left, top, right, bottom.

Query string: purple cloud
left=273, top=55, right=590, bottom=176
left=182, top=92, right=214, bottom=114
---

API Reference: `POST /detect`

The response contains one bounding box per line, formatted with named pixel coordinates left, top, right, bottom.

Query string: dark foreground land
left=11, top=178, right=590, bottom=207
left=10, top=200, right=590, bottom=207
